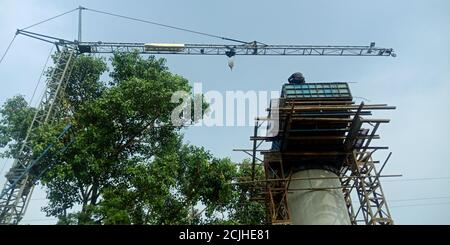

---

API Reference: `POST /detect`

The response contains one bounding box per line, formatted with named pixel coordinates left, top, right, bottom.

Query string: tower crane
left=17, top=29, right=396, bottom=57
left=0, top=6, right=395, bottom=224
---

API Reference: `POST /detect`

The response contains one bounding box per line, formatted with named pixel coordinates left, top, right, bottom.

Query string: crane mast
left=0, top=49, right=76, bottom=224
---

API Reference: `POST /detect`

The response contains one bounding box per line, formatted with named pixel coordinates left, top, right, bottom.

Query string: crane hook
left=228, top=56, right=234, bottom=71
left=225, top=48, right=236, bottom=71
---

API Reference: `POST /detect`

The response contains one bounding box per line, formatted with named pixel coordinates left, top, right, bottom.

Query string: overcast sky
left=1, top=0, right=449, bottom=224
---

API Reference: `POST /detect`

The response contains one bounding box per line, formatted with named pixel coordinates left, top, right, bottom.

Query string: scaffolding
left=236, top=82, right=396, bottom=225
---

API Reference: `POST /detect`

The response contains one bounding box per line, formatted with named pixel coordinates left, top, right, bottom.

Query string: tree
left=229, top=159, right=266, bottom=225
left=0, top=51, right=265, bottom=224
left=0, top=95, right=36, bottom=159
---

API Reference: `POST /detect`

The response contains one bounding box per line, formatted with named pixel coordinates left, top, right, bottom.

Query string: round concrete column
left=287, top=169, right=351, bottom=225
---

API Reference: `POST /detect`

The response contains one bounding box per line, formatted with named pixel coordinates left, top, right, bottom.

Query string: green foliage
left=65, top=55, right=108, bottom=110
left=86, top=145, right=240, bottom=225
left=0, top=95, right=36, bottom=158
left=229, top=159, right=266, bottom=225
left=38, top=52, right=194, bottom=223
left=0, top=51, right=266, bottom=225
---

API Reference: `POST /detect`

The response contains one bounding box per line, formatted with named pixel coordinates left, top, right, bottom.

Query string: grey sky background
left=1, top=0, right=449, bottom=224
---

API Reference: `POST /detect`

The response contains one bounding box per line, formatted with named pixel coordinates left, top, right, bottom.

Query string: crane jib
left=76, top=42, right=395, bottom=57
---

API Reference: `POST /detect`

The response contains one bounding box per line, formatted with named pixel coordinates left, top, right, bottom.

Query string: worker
left=288, top=72, right=305, bottom=84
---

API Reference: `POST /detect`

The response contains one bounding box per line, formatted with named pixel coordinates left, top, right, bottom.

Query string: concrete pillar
left=287, top=169, right=351, bottom=225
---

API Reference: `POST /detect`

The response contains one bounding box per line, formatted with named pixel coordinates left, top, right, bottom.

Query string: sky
left=0, top=0, right=450, bottom=225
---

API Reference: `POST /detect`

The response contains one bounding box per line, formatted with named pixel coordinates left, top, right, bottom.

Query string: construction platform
left=236, top=81, right=396, bottom=225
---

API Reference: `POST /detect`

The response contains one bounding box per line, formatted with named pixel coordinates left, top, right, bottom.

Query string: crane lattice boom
left=79, top=42, right=395, bottom=57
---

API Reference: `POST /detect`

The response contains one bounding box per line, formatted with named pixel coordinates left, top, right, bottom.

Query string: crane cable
left=21, top=7, right=79, bottom=30
left=1, top=8, right=77, bottom=66
left=0, top=35, right=16, bottom=66
left=2, top=5, right=250, bottom=66
left=29, top=46, right=54, bottom=106
left=83, top=7, right=249, bottom=44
